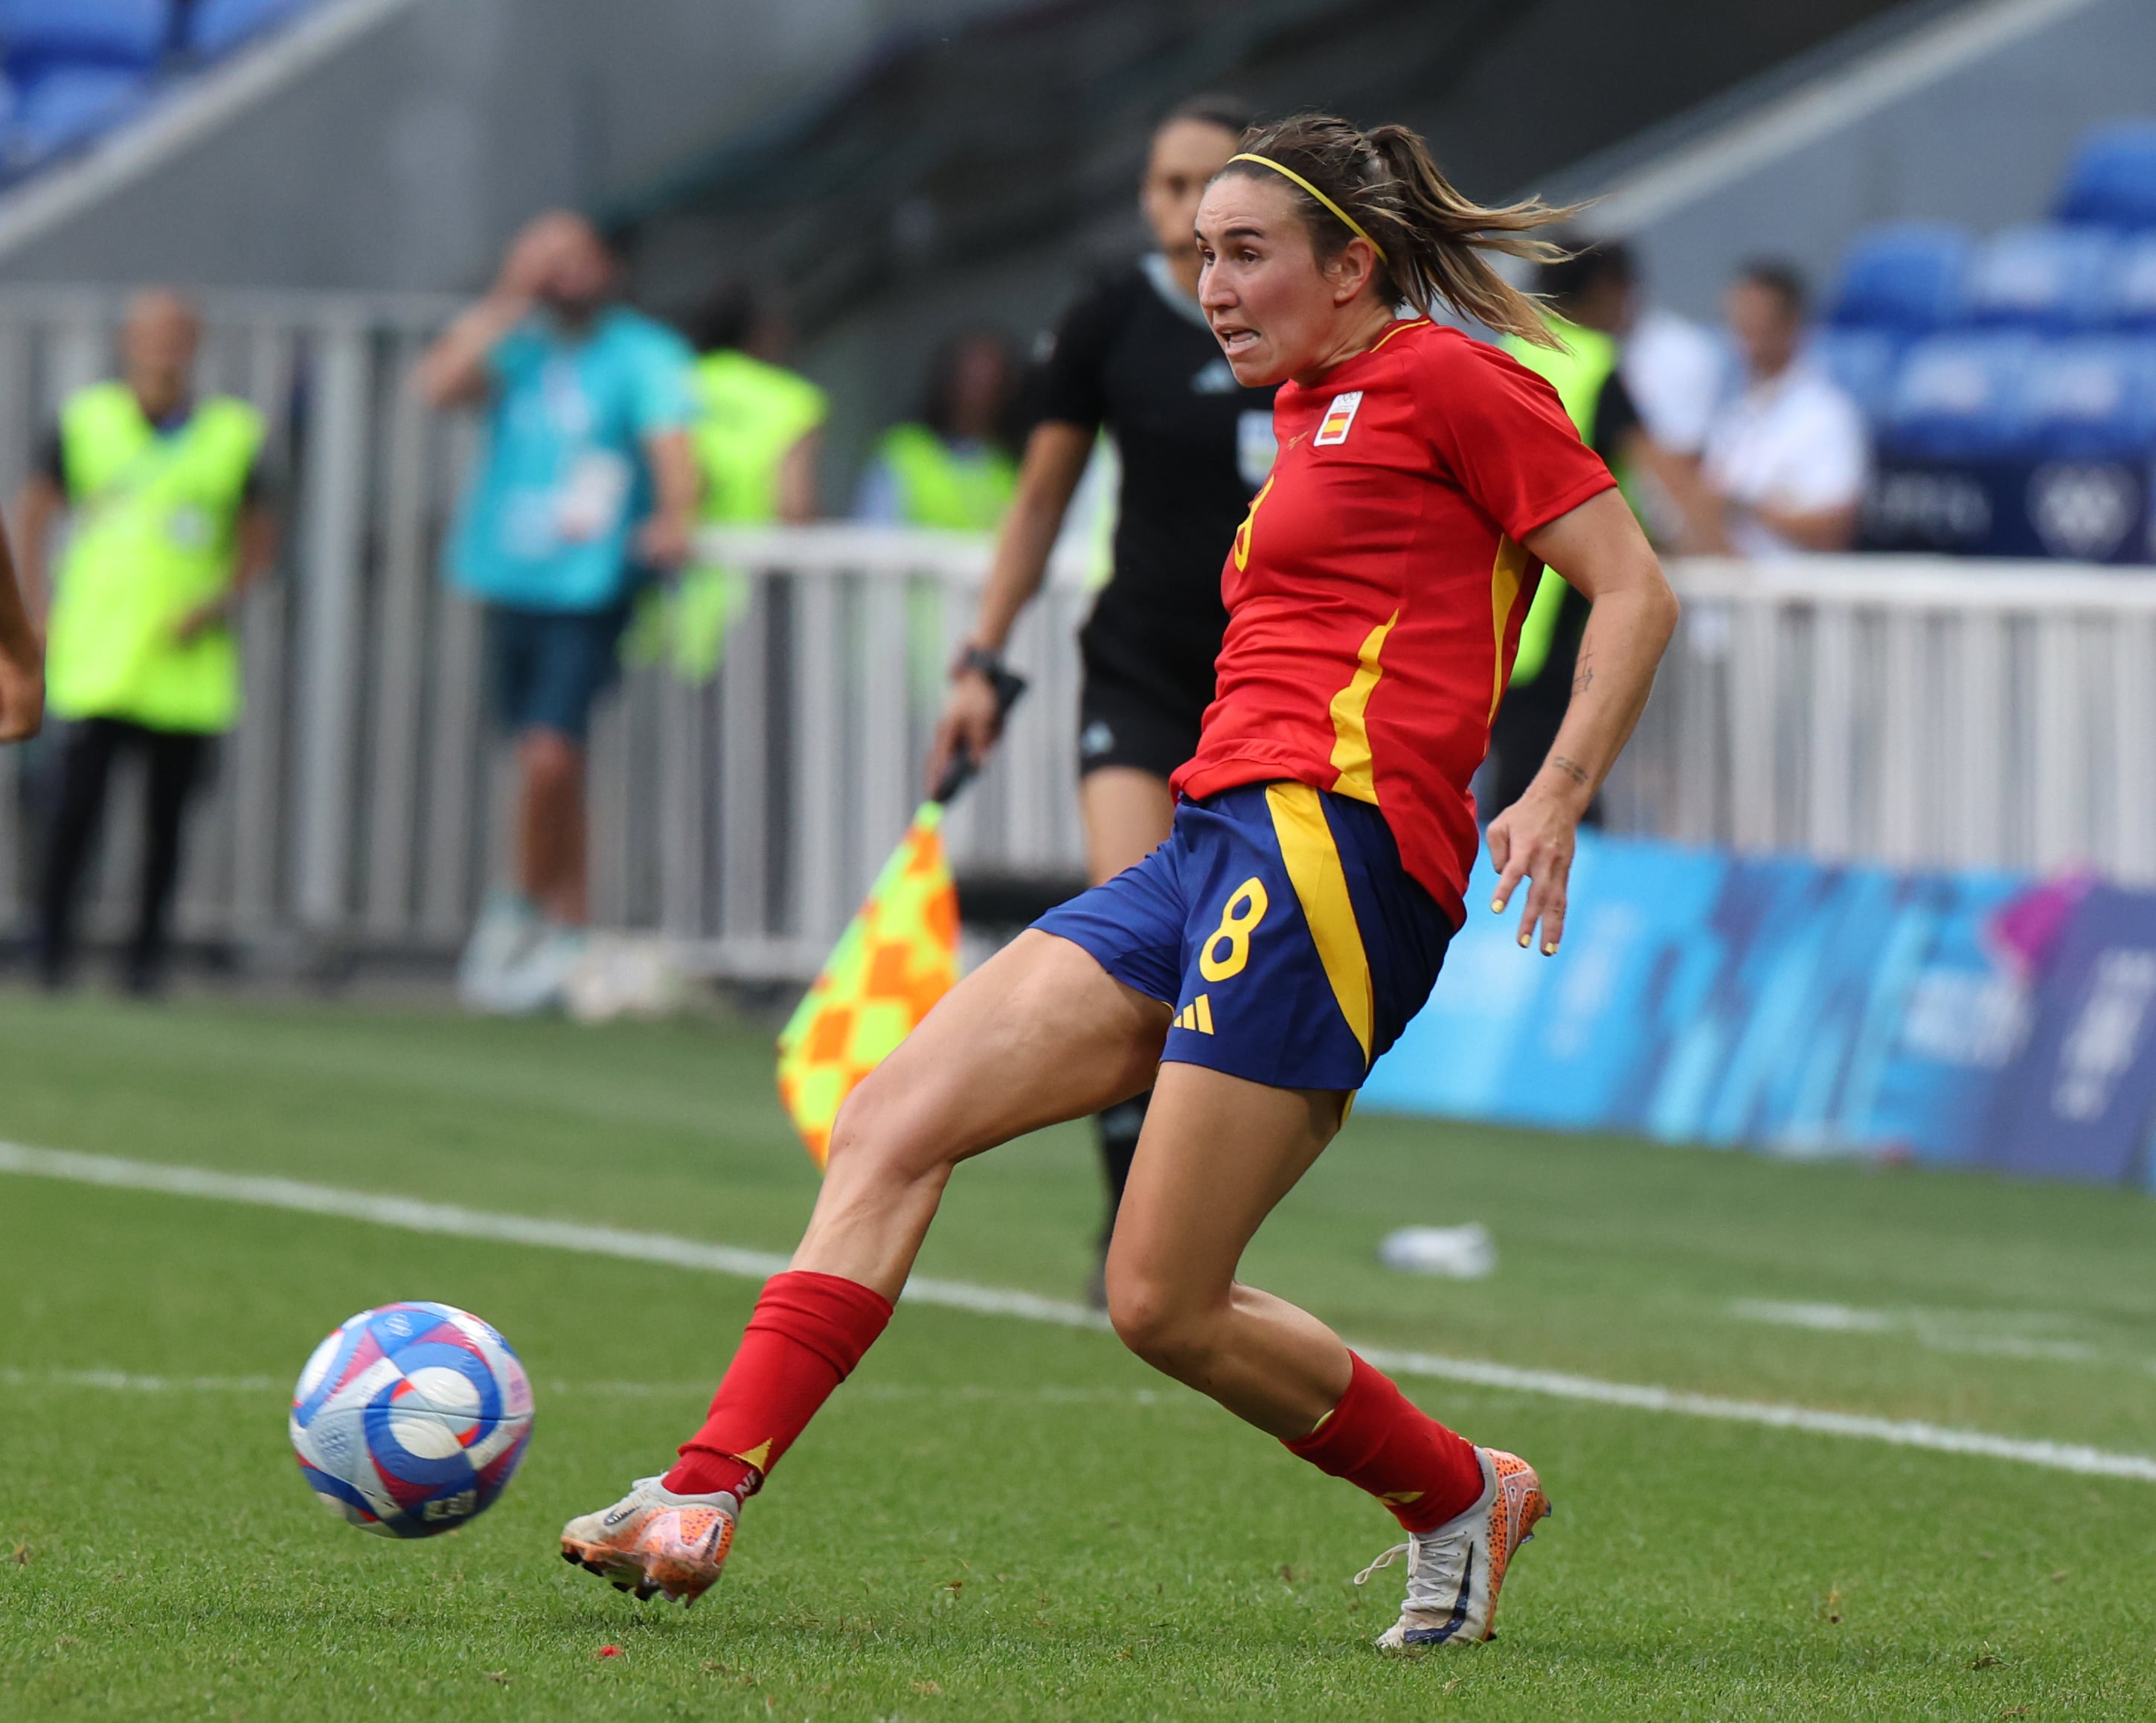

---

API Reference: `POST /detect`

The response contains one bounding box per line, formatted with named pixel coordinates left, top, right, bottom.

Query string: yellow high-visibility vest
left=44, top=382, right=263, bottom=732
left=873, top=423, right=1017, bottom=530
left=1501, top=315, right=1620, bottom=689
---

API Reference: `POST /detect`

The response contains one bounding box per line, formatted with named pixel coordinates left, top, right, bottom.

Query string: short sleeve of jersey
left=1419, top=338, right=1616, bottom=542
left=1033, top=275, right=1120, bottom=432
left=620, top=321, right=697, bottom=437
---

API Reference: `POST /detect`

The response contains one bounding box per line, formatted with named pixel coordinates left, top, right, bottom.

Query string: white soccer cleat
left=1355, top=1446, right=1550, bottom=1652
left=456, top=891, right=540, bottom=1013
left=559, top=1477, right=740, bottom=1606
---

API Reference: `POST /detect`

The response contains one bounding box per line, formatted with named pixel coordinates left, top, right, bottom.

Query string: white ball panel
left=402, top=1365, right=482, bottom=1421
left=293, top=1329, right=344, bottom=1402
left=388, top=1408, right=466, bottom=1462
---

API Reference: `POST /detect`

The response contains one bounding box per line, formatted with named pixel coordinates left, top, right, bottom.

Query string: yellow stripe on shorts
left=1263, top=782, right=1374, bottom=1066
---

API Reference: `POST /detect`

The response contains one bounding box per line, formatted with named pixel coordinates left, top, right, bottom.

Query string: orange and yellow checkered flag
left=777, top=662, right=1024, bottom=1169
left=774, top=800, right=963, bottom=1168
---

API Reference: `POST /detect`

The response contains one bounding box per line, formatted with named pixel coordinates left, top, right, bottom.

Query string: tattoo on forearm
left=1571, top=659, right=1595, bottom=696
left=1548, top=753, right=1591, bottom=788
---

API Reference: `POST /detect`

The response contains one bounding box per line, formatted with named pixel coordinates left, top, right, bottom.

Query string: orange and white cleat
left=559, top=1477, right=741, bottom=1606
left=1355, top=1447, right=1550, bottom=1652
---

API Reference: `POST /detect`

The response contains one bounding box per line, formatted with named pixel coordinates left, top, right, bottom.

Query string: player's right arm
left=927, top=417, right=1092, bottom=786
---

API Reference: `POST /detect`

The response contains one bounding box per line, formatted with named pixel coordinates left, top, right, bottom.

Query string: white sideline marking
left=1731, top=1299, right=2108, bottom=1364
left=4, top=1138, right=2154, bottom=1484
left=0, top=1367, right=278, bottom=1393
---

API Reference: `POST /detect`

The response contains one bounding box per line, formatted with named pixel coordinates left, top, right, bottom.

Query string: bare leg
left=514, top=726, right=587, bottom=924
left=1105, top=1061, right=1355, bottom=1438
left=1079, top=766, right=1176, bottom=885
left=795, top=930, right=1171, bottom=1300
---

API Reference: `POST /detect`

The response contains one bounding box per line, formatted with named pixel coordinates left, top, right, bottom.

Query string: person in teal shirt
left=421, top=211, right=701, bottom=1013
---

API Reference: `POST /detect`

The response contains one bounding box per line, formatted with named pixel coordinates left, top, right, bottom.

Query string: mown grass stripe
left=5, top=1136, right=2153, bottom=1483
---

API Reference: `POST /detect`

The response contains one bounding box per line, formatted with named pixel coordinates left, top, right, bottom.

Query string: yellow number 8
left=1199, top=876, right=1270, bottom=982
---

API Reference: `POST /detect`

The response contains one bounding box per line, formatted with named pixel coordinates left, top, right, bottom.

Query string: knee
left=824, top=1065, right=949, bottom=1197
left=518, top=728, right=581, bottom=787
left=1105, top=1268, right=1220, bottom=1379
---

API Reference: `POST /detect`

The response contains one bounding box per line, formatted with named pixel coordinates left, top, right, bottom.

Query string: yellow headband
left=1227, top=153, right=1390, bottom=266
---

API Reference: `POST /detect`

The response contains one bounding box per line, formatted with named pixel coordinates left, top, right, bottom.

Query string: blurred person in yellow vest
left=853, top=330, right=1021, bottom=530
left=15, top=289, right=276, bottom=995
left=632, top=280, right=826, bottom=682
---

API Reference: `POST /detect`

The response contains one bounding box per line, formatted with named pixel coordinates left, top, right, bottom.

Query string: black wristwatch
left=955, top=644, right=1007, bottom=683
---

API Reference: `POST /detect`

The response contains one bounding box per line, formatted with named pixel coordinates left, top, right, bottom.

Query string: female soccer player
left=564, top=115, right=1680, bottom=1652
left=930, top=94, right=1276, bottom=1294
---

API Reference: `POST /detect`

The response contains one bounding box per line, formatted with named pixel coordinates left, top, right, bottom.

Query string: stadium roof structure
left=608, top=0, right=1916, bottom=337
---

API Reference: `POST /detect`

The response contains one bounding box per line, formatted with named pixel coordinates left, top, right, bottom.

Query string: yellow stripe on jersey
left=1326, top=609, right=1399, bottom=804
left=1489, top=536, right=1530, bottom=722
left=1370, top=317, right=1431, bottom=352
left=1264, top=783, right=1374, bottom=1065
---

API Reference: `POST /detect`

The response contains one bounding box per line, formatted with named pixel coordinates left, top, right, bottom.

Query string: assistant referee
left=929, top=94, right=1275, bottom=1303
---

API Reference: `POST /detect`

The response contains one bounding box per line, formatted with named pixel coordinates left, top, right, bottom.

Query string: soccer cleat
left=559, top=1477, right=741, bottom=1605
left=1355, top=1447, right=1550, bottom=1653
left=456, top=890, right=539, bottom=1013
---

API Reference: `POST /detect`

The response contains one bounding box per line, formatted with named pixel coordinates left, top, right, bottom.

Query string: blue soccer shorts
left=1033, top=781, right=1453, bottom=1092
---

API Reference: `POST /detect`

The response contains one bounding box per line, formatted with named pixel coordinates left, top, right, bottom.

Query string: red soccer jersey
left=1172, top=319, right=1615, bottom=925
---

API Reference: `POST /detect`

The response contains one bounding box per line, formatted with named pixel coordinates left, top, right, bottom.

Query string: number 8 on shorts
left=1199, top=877, right=1269, bottom=982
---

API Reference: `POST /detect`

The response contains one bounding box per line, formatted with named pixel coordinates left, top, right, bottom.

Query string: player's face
left=1140, top=120, right=1241, bottom=263
left=1196, top=175, right=1353, bottom=386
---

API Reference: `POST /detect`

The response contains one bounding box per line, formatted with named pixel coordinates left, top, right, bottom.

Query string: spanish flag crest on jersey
left=776, top=802, right=961, bottom=1168
left=1315, top=390, right=1365, bottom=446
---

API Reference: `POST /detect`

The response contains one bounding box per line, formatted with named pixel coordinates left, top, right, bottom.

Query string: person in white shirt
left=1623, top=301, right=1727, bottom=460
left=1695, top=260, right=1869, bottom=558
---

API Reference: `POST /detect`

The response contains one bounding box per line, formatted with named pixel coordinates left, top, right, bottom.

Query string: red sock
left=1284, top=1353, right=1485, bottom=1533
left=663, top=1271, right=893, bottom=1498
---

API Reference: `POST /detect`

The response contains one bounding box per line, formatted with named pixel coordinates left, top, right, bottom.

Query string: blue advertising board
left=1980, top=885, right=2156, bottom=1185
left=1362, top=832, right=2029, bottom=1165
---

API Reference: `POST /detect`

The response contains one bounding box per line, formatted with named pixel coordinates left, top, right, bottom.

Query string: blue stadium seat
left=186, top=0, right=309, bottom=57
left=1827, top=223, right=1972, bottom=332
left=4, top=64, right=150, bottom=167
left=2056, top=121, right=2156, bottom=231
left=1964, top=224, right=2118, bottom=330
left=2021, top=336, right=2156, bottom=457
left=1804, top=326, right=1903, bottom=421
left=1884, top=332, right=2039, bottom=458
left=0, top=0, right=170, bottom=77
left=2105, top=234, right=2156, bottom=328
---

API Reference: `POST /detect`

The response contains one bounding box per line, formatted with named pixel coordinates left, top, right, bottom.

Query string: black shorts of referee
left=1075, top=624, right=1217, bottom=782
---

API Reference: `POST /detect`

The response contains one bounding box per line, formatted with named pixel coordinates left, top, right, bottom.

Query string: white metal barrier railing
left=1607, top=556, right=2156, bottom=884
left=1, top=289, right=2152, bottom=980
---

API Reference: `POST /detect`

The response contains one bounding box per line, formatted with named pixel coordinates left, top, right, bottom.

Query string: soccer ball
left=289, top=1301, right=534, bottom=1538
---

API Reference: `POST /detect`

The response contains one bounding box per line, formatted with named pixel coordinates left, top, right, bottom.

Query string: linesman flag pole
left=776, top=664, right=1027, bottom=1169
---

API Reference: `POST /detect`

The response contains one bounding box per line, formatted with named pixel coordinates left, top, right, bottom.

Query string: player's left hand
left=1486, top=781, right=1581, bottom=956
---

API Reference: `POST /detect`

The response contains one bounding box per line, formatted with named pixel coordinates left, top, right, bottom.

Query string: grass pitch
left=1, top=987, right=2155, bottom=1720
